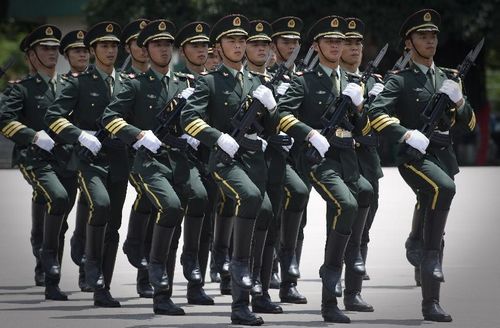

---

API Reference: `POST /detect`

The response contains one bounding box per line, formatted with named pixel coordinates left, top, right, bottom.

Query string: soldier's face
left=272, top=38, right=299, bottom=61
left=66, top=47, right=90, bottom=72
left=182, top=42, right=209, bottom=66
left=205, top=51, right=221, bottom=71
left=31, top=45, right=59, bottom=69
left=315, top=38, right=343, bottom=64
left=92, top=41, right=118, bottom=66
left=341, top=39, right=363, bottom=66
left=218, top=36, right=246, bottom=62
left=147, top=39, right=173, bottom=67
left=246, top=41, right=271, bottom=66
left=406, top=31, right=438, bottom=58
left=127, top=39, right=149, bottom=63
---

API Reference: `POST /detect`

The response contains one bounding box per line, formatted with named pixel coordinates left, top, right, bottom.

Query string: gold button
left=91, top=103, right=95, bottom=107
left=416, top=99, right=419, bottom=102
left=149, top=105, right=152, bottom=109
left=319, top=101, right=322, bottom=105
left=224, top=102, right=228, bottom=106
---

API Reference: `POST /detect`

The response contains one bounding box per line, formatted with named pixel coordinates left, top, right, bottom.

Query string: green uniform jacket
left=368, top=63, right=476, bottom=176
left=277, top=65, right=368, bottom=182
left=1, top=73, right=70, bottom=168
left=101, top=68, right=194, bottom=183
left=180, top=65, right=278, bottom=174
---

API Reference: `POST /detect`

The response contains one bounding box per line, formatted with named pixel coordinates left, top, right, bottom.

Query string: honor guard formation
left=0, top=8, right=479, bottom=325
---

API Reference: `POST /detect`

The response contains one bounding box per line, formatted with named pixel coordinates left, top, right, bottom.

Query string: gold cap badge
left=348, top=20, right=356, bottom=29
left=256, top=23, right=264, bottom=32
left=158, top=21, right=166, bottom=31
left=287, top=19, right=295, bottom=28
left=233, top=17, right=241, bottom=27
left=195, top=23, right=203, bottom=33
left=331, top=18, right=339, bottom=28
left=424, top=12, right=432, bottom=22
left=106, top=24, right=114, bottom=33
left=45, top=27, right=53, bottom=36
left=77, top=30, right=84, bottom=39
left=139, top=21, right=147, bottom=29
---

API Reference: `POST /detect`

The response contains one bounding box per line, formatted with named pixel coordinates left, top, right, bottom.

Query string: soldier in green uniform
left=326, top=17, right=384, bottom=311
left=118, top=18, right=155, bottom=299
left=1, top=25, right=72, bottom=300
left=101, top=19, right=206, bottom=315
left=277, top=15, right=375, bottom=323
left=368, top=9, right=476, bottom=322
left=45, top=21, right=126, bottom=308
left=268, top=16, right=311, bottom=303
left=59, top=29, right=94, bottom=293
left=175, top=21, right=216, bottom=305
left=205, top=45, right=221, bottom=72
left=181, top=14, right=278, bottom=326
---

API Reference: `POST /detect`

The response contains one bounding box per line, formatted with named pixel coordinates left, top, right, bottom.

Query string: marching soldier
left=330, top=17, right=384, bottom=311
left=181, top=14, right=278, bottom=326
left=244, top=19, right=285, bottom=314
left=277, top=15, right=374, bottom=323
left=101, top=19, right=206, bottom=315
left=175, top=21, right=216, bottom=305
left=119, top=18, right=155, bottom=299
left=269, top=15, right=310, bottom=304
left=1, top=25, right=72, bottom=300
left=59, top=29, right=93, bottom=293
left=45, top=21, right=126, bottom=307
left=205, top=45, right=221, bottom=72
left=121, top=19, right=150, bottom=74
left=368, top=9, right=476, bottom=322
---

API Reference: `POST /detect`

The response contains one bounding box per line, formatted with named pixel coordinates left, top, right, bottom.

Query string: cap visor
left=38, top=41, right=60, bottom=46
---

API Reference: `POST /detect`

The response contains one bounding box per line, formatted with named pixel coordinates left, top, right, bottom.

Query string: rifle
left=404, top=38, right=484, bottom=160
left=0, top=56, right=16, bottom=79
left=295, top=46, right=315, bottom=72
left=305, top=43, right=388, bottom=164
left=119, top=55, right=131, bottom=72
left=215, top=45, right=301, bottom=165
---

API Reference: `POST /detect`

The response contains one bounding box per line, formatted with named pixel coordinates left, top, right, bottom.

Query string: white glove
left=404, top=130, right=429, bottom=154
left=78, top=131, right=101, bottom=155
left=308, top=130, right=330, bottom=157
left=276, top=82, right=291, bottom=96
left=180, top=87, right=195, bottom=100
left=217, top=133, right=239, bottom=158
left=252, top=85, right=276, bottom=111
left=180, top=133, right=200, bottom=150
left=342, top=83, right=364, bottom=106
left=133, top=130, right=162, bottom=153
left=439, top=79, right=463, bottom=104
left=368, top=82, right=384, bottom=97
left=33, top=130, right=55, bottom=152
left=280, top=132, right=294, bottom=152
left=257, top=136, right=268, bottom=152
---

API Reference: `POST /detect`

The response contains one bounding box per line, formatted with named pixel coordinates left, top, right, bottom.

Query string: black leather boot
left=335, top=278, right=343, bottom=297
left=212, top=215, right=234, bottom=278
left=40, top=214, right=64, bottom=280
left=420, top=260, right=452, bottom=322
left=361, top=245, right=370, bottom=280
left=187, top=281, right=214, bottom=305
left=220, top=275, right=232, bottom=295
left=319, top=230, right=349, bottom=295
left=415, top=266, right=421, bottom=286
left=279, top=281, right=307, bottom=304
left=405, top=204, right=425, bottom=267
left=322, top=285, right=350, bottom=323
left=94, top=289, right=120, bottom=308
left=231, top=281, right=264, bottom=326
left=148, top=224, right=175, bottom=292
left=123, top=210, right=149, bottom=269
left=84, top=224, right=105, bottom=290
left=344, top=207, right=369, bottom=276
left=198, top=240, right=210, bottom=284
left=94, top=240, right=120, bottom=307
left=180, top=216, right=204, bottom=284
left=422, top=210, right=448, bottom=282
left=210, top=251, right=221, bottom=282
left=79, top=264, right=92, bottom=292
left=153, top=247, right=185, bottom=315
left=230, top=217, right=256, bottom=289
left=45, top=284, right=68, bottom=301
left=250, top=228, right=267, bottom=296
left=70, top=200, right=88, bottom=266
left=137, top=268, right=153, bottom=298
left=252, top=290, right=282, bottom=314
left=31, top=202, right=45, bottom=286
left=251, top=244, right=282, bottom=313
left=279, top=210, right=303, bottom=279
left=344, top=267, right=373, bottom=312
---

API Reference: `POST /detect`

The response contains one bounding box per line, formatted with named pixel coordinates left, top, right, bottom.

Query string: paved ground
left=0, top=167, right=499, bottom=328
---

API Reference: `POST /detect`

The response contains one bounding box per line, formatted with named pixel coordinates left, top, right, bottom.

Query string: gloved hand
left=217, top=133, right=239, bottom=158
left=276, top=82, right=291, bottom=96
left=439, top=79, right=463, bottom=104
left=342, top=82, right=364, bottom=106
left=280, top=132, right=294, bottom=152
left=252, top=85, right=277, bottom=111
left=257, top=136, right=268, bottom=152
left=180, top=133, right=200, bottom=150
left=180, top=87, right=195, bottom=100
left=404, top=130, right=429, bottom=154
left=308, top=130, right=330, bottom=157
left=33, top=130, right=55, bottom=152
left=78, top=131, right=101, bottom=155
left=368, top=82, right=384, bottom=97
left=133, top=130, right=162, bottom=153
